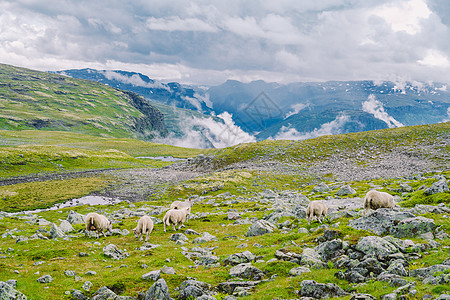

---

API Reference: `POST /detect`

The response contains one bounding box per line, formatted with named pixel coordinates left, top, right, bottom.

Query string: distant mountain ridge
left=55, top=68, right=450, bottom=141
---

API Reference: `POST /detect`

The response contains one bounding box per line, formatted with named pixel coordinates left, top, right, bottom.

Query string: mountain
left=53, top=68, right=213, bottom=113
left=0, top=64, right=168, bottom=140
left=56, top=68, right=450, bottom=141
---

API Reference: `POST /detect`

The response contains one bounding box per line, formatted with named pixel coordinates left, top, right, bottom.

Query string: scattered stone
left=223, top=251, right=256, bottom=266
left=144, top=278, right=172, bottom=300
left=49, top=223, right=65, bottom=239
left=245, top=220, right=277, bottom=237
left=229, top=263, right=264, bottom=280
left=91, top=286, right=118, bottom=300
left=351, top=294, right=376, bottom=300
left=390, top=216, right=436, bottom=238
left=300, top=248, right=327, bottom=269
left=82, top=281, right=92, bottom=292
left=299, top=280, right=348, bottom=298
left=313, top=182, right=330, bottom=193
left=58, top=220, right=74, bottom=233
left=161, top=266, right=176, bottom=275
left=103, top=244, right=129, bottom=260
left=0, top=281, right=27, bottom=300
left=314, top=239, right=343, bottom=261
left=217, top=280, right=260, bottom=295
left=64, top=270, right=76, bottom=277
left=37, top=275, right=52, bottom=283
left=355, top=236, right=398, bottom=259
left=336, top=185, right=356, bottom=196
left=410, top=264, right=450, bottom=279
left=170, top=233, right=188, bottom=242
left=66, top=210, right=85, bottom=224
left=193, top=232, right=217, bottom=243
left=72, top=289, right=87, bottom=300
left=424, top=179, right=449, bottom=195
left=142, top=270, right=161, bottom=281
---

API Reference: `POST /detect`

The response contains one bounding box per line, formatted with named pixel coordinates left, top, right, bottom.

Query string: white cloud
left=417, top=49, right=450, bottom=67
left=102, top=70, right=170, bottom=90
left=146, top=16, right=217, bottom=32
left=153, top=111, right=256, bottom=149
left=362, top=94, right=404, bottom=128
left=274, top=113, right=350, bottom=140
left=285, top=103, right=308, bottom=119
left=442, top=107, right=450, bottom=122
left=372, top=0, right=431, bottom=35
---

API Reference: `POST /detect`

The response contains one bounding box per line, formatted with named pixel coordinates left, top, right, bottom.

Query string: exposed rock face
left=223, top=251, right=256, bottom=266
left=424, top=179, right=449, bottom=195
left=355, top=236, right=398, bottom=259
left=336, top=185, right=356, bottom=196
left=66, top=210, right=85, bottom=224
left=0, top=281, right=27, bottom=299
left=102, top=244, right=129, bottom=260
left=123, top=90, right=168, bottom=139
left=178, top=280, right=214, bottom=300
left=389, top=216, right=436, bottom=238
left=229, top=263, right=264, bottom=280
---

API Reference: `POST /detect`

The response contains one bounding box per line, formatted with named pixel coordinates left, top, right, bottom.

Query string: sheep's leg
left=139, top=233, right=143, bottom=241
left=145, top=232, right=149, bottom=242
left=318, top=215, right=322, bottom=224
left=172, top=223, right=176, bottom=231
left=163, top=223, right=166, bottom=232
left=177, top=222, right=184, bottom=230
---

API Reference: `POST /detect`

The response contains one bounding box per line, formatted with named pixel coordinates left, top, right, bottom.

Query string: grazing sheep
left=364, top=190, right=395, bottom=216
left=306, top=201, right=328, bottom=224
left=85, top=212, right=112, bottom=238
left=163, top=207, right=190, bottom=232
left=133, top=216, right=154, bottom=242
left=170, top=198, right=194, bottom=222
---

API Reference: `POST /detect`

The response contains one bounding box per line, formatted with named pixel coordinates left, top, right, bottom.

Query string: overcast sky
left=1, top=0, right=450, bottom=85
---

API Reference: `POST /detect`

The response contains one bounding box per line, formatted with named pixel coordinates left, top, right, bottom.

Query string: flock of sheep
left=84, top=190, right=395, bottom=241
left=84, top=198, right=194, bottom=241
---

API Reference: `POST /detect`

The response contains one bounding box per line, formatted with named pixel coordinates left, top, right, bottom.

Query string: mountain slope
left=0, top=64, right=168, bottom=140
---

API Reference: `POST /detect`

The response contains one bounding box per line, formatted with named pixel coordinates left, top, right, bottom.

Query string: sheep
left=162, top=207, right=190, bottom=232
left=306, top=201, right=328, bottom=224
left=133, top=216, right=154, bottom=242
left=363, top=190, right=395, bottom=216
left=170, top=198, right=194, bottom=223
left=85, top=212, right=112, bottom=238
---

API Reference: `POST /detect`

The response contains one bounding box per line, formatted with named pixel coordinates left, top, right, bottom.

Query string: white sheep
left=85, top=212, right=112, bottom=238
left=133, top=216, right=154, bottom=242
left=363, top=190, right=395, bottom=216
left=163, top=207, right=190, bottom=232
left=170, top=198, right=194, bottom=223
left=306, top=201, right=328, bottom=224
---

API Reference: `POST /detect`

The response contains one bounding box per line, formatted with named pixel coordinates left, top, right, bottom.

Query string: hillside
left=0, top=122, right=448, bottom=299
left=0, top=64, right=168, bottom=140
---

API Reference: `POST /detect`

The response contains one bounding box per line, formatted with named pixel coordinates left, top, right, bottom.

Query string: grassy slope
left=0, top=63, right=157, bottom=139
left=0, top=123, right=448, bottom=298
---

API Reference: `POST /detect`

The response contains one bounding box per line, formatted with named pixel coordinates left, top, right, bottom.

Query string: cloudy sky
left=1, top=0, right=450, bottom=85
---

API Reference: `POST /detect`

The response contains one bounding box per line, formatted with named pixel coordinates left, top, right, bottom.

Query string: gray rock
left=424, top=179, right=449, bottom=195
left=399, top=183, right=414, bottom=193
left=436, top=294, right=450, bottom=300
left=289, top=266, right=311, bottom=276
left=36, top=275, right=52, bottom=283
left=355, top=236, right=398, bottom=259
left=245, top=220, right=277, bottom=237
left=142, top=270, right=161, bottom=281
left=300, top=248, right=327, bottom=269
left=229, top=263, right=264, bottom=280
left=161, top=266, right=176, bottom=274
left=351, top=294, right=376, bottom=300
left=227, top=212, right=241, bottom=220
left=386, top=260, right=408, bottom=277
left=185, top=229, right=200, bottom=235
left=354, top=257, right=386, bottom=276
left=223, top=251, right=256, bottom=266
left=389, top=216, right=436, bottom=238
left=0, top=281, right=27, bottom=300
left=275, top=249, right=302, bottom=263
left=144, top=278, right=172, bottom=300
left=313, top=182, right=330, bottom=193
left=336, top=185, right=356, bottom=196
left=314, top=239, right=343, bottom=261
left=300, top=280, right=348, bottom=298
left=195, top=254, right=219, bottom=266
left=192, top=232, right=217, bottom=243
left=58, top=220, right=74, bottom=233
left=170, top=233, right=188, bottom=242
left=67, top=210, right=85, bottom=224
left=64, top=270, right=76, bottom=277
left=178, top=286, right=203, bottom=300
left=217, top=281, right=260, bottom=295
left=91, top=286, right=117, bottom=300
left=72, top=289, right=87, bottom=300
left=103, top=244, right=129, bottom=260
left=82, top=281, right=93, bottom=292
left=179, top=279, right=212, bottom=299
left=49, top=223, right=65, bottom=239
left=349, top=209, right=415, bottom=235
left=410, top=264, right=450, bottom=278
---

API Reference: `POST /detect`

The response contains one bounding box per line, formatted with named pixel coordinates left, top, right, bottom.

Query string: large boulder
left=355, top=236, right=398, bottom=259
left=300, top=280, right=348, bottom=298
left=229, top=263, right=264, bottom=280
left=348, top=209, right=415, bottom=235
left=389, top=216, right=436, bottom=238
left=58, top=220, right=74, bottom=233
left=245, top=220, right=277, bottom=237
left=66, top=210, right=85, bottom=224
left=300, top=248, right=327, bottom=269
left=223, top=251, right=256, bottom=266
left=0, top=281, right=27, bottom=299
left=410, top=264, right=450, bottom=279
left=424, top=179, right=449, bottom=195
left=49, top=223, right=65, bottom=239
left=192, top=232, right=217, bottom=243
left=178, top=280, right=213, bottom=300
left=314, top=239, right=343, bottom=261
left=336, top=185, right=356, bottom=196
left=144, top=278, right=172, bottom=300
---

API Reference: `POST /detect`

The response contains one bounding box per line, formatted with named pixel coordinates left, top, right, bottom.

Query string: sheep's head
left=107, top=221, right=113, bottom=232
left=133, top=227, right=139, bottom=238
